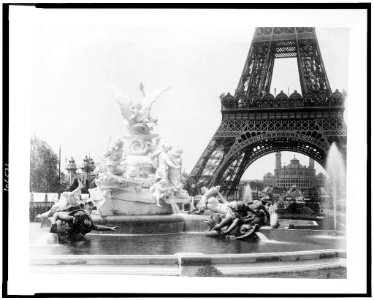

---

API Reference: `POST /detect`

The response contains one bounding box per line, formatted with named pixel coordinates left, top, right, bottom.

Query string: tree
left=30, top=136, right=62, bottom=193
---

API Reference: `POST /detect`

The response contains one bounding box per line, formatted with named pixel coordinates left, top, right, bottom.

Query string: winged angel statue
left=111, top=83, right=171, bottom=135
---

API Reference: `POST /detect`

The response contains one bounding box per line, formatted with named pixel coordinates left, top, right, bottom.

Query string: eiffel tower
left=185, top=27, right=346, bottom=197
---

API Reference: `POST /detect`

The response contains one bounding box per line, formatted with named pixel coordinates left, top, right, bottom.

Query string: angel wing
left=109, top=83, right=134, bottom=121
left=140, top=85, right=171, bottom=117
left=116, top=101, right=134, bottom=121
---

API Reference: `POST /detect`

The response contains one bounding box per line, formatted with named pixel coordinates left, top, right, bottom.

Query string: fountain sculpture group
left=89, top=84, right=189, bottom=216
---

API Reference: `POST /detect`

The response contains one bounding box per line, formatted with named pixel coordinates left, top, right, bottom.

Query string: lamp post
left=81, top=156, right=95, bottom=189
left=66, top=157, right=77, bottom=185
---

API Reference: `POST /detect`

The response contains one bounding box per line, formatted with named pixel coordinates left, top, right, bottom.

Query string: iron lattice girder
left=210, top=132, right=327, bottom=188
left=184, top=136, right=235, bottom=192
left=235, top=27, right=331, bottom=99
left=186, top=110, right=346, bottom=195
left=216, top=108, right=346, bottom=148
left=185, top=27, right=347, bottom=196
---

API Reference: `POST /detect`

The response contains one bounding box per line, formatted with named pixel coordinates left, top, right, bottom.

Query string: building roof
left=264, top=172, right=274, bottom=177
left=286, top=157, right=303, bottom=168
left=285, top=185, right=303, bottom=199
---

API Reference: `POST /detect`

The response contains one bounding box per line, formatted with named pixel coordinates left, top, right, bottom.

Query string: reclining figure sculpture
left=196, top=186, right=270, bottom=240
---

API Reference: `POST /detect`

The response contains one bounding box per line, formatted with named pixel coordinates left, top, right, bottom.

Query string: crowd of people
left=36, top=178, right=119, bottom=243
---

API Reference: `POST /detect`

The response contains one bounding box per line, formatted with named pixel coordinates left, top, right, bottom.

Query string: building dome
left=317, top=172, right=325, bottom=177
left=66, top=157, right=77, bottom=170
left=290, top=157, right=299, bottom=164
left=264, top=172, right=274, bottom=178
left=285, top=157, right=302, bottom=169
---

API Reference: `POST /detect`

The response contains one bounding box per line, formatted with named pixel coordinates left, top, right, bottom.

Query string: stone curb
left=30, top=255, right=178, bottom=266
left=30, top=249, right=346, bottom=266
left=215, top=258, right=346, bottom=276
left=179, top=249, right=345, bottom=265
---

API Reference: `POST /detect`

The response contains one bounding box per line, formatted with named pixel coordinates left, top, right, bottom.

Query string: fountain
left=88, top=84, right=189, bottom=218
left=29, top=85, right=347, bottom=277
left=242, top=183, right=252, bottom=204
left=325, top=143, right=346, bottom=231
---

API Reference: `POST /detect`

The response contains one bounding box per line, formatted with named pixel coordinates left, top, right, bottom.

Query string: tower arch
left=185, top=27, right=346, bottom=196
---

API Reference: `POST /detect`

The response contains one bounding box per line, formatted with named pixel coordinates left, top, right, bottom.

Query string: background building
left=263, top=152, right=326, bottom=189
left=65, top=157, right=78, bottom=185
left=65, top=156, right=96, bottom=190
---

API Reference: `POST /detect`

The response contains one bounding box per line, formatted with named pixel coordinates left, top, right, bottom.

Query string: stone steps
left=30, top=249, right=346, bottom=276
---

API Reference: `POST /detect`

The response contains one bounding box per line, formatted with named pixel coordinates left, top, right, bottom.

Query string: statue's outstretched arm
left=93, top=224, right=119, bottom=231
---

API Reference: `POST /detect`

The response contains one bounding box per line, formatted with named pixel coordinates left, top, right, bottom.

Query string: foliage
left=286, top=201, right=300, bottom=214
left=195, top=265, right=223, bottom=277
left=30, top=136, right=65, bottom=193
left=305, top=201, right=321, bottom=214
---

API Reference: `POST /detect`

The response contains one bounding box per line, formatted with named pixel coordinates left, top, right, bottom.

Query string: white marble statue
left=197, top=186, right=231, bottom=215
left=168, top=147, right=183, bottom=189
left=149, top=179, right=170, bottom=207
left=87, top=83, right=189, bottom=215
left=153, top=144, right=180, bottom=183
left=101, top=138, right=127, bottom=176
left=111, top=83, right=170, bottom=135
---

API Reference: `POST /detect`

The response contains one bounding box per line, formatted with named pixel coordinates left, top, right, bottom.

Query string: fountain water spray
left=242, top=183, right=252, bottom=204
left=325, top=143, right=346, bottom=231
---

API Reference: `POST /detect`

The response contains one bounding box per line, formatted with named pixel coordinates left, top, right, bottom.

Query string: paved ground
left=227, top=267, right=347, bottom=278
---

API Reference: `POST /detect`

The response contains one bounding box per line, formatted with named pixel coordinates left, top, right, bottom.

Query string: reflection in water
left=256, top=232, right=268, bottom=241
left=307, top=234, right=346, bottom=249
left=308, top=234, right=345, bottom=240
left=34, top=233, right=58, bottom=245
left=256, top=232, right=293, bottom=245
left=30, top=226, right=345, bottom=256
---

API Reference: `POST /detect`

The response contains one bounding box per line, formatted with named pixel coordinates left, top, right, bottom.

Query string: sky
left=30, top=10, right=349, bottom=180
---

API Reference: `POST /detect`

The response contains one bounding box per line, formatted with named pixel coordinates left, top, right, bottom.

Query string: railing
left=221, top=90, right=345, bottom=110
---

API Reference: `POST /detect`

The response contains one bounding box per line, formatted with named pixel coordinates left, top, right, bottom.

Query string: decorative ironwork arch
left=185, top=27, right=346, bottom=196
left=209, top=132, right=328, bottom=189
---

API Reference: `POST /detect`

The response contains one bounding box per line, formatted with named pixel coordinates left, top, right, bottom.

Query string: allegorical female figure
left=153, top=144, right=180, bottom=183
left=168, top=147, right=183, bottom=190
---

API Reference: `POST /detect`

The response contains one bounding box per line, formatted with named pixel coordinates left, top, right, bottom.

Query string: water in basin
left=30, top=223, right=345, bottom=256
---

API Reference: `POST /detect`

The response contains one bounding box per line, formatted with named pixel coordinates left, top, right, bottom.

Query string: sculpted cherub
left=103, top=138, right=124, bottom=162
left=102, top=138, right=126, bottom=176
left=149, top=179, right=169, bottom=207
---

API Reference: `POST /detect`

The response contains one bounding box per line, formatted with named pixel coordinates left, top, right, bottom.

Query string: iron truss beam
left=185, top=27, right=347, bottom=196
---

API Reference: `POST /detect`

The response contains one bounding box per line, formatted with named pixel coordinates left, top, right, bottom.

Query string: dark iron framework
left=185, top=27, right=346, bottom=196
